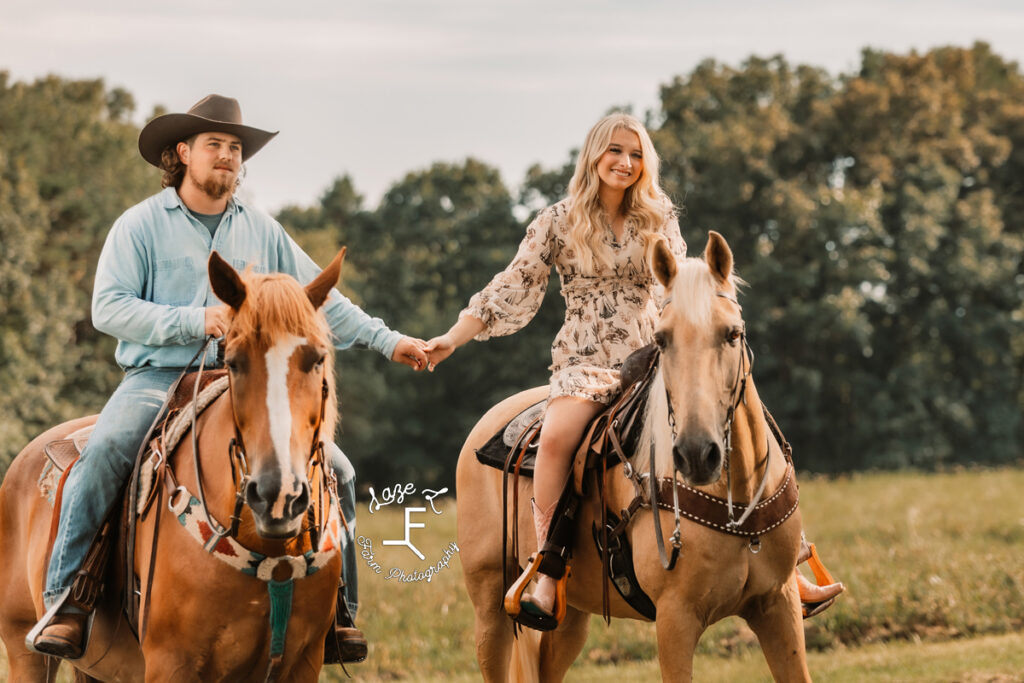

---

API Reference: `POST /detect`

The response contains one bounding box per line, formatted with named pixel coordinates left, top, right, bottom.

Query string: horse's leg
left=654, top=608, right=704, bottom=683
left=741, top=577, right=811, bottom=683
left=464, top=562, right=516, bottom=683
left=1, top=641, right=58, bottom=683
left=537, top=606, right=589, bottom=682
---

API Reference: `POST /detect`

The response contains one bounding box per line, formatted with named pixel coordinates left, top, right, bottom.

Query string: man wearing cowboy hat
left=32, top=94, right=424, bottom=663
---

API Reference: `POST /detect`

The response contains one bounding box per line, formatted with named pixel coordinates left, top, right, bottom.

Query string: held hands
left=423, top=334, right=457, bottom=372
left=391, top=336, right=430, bottom=371
left=204, top=305, right=230, bottom=338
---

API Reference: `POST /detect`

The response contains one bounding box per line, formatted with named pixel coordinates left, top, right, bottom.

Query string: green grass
left=4, top=469, right=1024, bottom=681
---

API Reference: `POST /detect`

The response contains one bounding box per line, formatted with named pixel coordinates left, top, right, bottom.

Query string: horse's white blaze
left=265, top=334, right=307, bottom=519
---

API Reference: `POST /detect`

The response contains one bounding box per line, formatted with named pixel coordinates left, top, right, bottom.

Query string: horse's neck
left=728, top=379, right=786, bottom=502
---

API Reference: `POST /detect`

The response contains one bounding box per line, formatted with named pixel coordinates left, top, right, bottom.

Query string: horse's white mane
left=637, top=370, right=674, bottom=478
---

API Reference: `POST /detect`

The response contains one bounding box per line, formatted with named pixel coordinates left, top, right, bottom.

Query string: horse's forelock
left=231, top=273, right=331, bottom=349
left=228, top=271, right=338, bottom=437
left=669, top=258, right=739, bottom=328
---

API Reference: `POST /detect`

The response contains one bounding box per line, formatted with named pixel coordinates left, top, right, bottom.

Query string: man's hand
left=423, top=334, right=457, bottom=371
left=205, top=305, right=230, bottom=337
left=391, top=336, right=429, bottom=371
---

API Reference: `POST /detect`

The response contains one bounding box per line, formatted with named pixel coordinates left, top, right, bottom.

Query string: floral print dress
left=461, top=199, right=688, bottom=404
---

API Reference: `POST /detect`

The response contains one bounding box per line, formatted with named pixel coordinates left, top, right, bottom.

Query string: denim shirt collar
left=158, top=186, right=244, bottom=217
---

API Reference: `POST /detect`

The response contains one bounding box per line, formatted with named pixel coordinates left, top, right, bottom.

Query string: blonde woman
left=425, top=114, right=843, bottom=628
left=425, top=113, right=684, bottom=626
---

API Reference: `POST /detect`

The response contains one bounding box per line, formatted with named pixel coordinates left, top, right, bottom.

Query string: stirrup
left=798, top=542, right=844, bottom=619
left=25, top=587, right=94, bottom=659
left=503, top=552, right=570, bottom=632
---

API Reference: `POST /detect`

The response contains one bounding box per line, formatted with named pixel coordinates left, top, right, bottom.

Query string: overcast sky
left=4, top=1, right=1023, bottom=213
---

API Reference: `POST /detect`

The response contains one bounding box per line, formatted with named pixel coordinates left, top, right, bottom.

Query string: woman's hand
left=424, top=334, right=457, bottom=371
left=391, top=336, right=429, bottom=371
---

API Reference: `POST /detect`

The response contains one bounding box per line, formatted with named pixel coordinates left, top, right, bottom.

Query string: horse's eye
left=299, top=345, right=326, bottom=373
left=726, top=327, right=743, bottom=346
left=654, top=331, right=667, bottom=349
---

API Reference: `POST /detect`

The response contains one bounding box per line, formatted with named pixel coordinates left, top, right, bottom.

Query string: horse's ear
left=704, top=231, right=733, bottom=284
left=651, top=236, right=677, bottom=288
left=306, top=247, right=346, bottom=310
left=209, top=251, right=247, bottom=310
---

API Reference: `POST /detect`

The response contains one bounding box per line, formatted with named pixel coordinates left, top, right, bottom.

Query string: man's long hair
left=159, top=141, right=190, bottom=189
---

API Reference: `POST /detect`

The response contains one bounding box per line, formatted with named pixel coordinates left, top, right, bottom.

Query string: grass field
left=4, top=468, right=1024, bottom=681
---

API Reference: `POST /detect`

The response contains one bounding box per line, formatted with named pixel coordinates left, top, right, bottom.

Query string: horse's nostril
left=287, top=481, right=311, bottom=519
left=705, top=442, right=722, bottom=472
left=245, top=479, right=264, bottom=507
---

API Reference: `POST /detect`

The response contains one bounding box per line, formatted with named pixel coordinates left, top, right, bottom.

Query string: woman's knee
left=537, top=426, right=579, bottom=460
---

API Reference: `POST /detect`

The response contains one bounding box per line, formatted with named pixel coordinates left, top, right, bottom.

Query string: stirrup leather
left=503, top=552, right=571, bottom=631
left=799, top=542, right=844, bottom=618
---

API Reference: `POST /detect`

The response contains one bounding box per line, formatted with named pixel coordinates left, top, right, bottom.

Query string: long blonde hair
left=567, top=113, right=672, bottom=274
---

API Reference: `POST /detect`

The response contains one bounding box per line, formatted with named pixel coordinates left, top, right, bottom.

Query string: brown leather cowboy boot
left=33, top=612, right=88, bottom=660
left=324, top=585, right=367, bottom=664
left=335, top=626, right=368, bottom=663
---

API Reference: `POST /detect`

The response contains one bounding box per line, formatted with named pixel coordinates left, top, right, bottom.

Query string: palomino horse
left=0, top=249, right=348, bottom=682
left=457, top=232, right=811, bottom=682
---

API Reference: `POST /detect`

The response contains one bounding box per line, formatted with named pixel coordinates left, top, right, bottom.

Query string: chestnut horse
left=0, top=249, right=348, bottom=682
left=457, top=232, right=811, bottom=682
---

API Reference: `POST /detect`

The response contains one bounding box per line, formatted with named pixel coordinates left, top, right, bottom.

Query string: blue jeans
left=45, top=366, right=360, bottom=620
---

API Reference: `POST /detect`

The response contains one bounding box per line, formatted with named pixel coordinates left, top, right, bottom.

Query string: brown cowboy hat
left=138, top=94, right=278, bottom=168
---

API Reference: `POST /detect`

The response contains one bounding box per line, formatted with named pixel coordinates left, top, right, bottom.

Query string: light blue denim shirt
left=92, top=187, right=402, bottom=369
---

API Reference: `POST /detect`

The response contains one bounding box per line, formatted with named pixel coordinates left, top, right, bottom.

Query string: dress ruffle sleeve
left=460, top=208, right=554, bottom=341
left=651, top=215, right=688, bottom=306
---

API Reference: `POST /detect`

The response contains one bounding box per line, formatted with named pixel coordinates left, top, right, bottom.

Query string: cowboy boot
left=520, top=499, right=558, bottom=616
left=797, top=535, right=845, bottom=618
left=324, top=582, right=368, bottom=664
left=32, top=610, right=88, bottom=660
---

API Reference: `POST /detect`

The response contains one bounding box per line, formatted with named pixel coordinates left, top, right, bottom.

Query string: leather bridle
left=649, top=291, right=771, bottom=569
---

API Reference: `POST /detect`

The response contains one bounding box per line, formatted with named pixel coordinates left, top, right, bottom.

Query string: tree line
left=1, top=42, right=1021, bottom=489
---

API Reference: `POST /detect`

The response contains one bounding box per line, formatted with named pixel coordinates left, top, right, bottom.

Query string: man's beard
left=188, top=166, right=236, bottom=200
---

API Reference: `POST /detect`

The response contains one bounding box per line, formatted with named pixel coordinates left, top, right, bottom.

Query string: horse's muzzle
left=673, top=435, right=723, bottom=486
left=244, top=472, right=311, bottom=538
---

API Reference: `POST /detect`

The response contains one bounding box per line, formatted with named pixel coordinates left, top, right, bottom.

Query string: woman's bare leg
left=527, top=396, right=604, bottom=613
